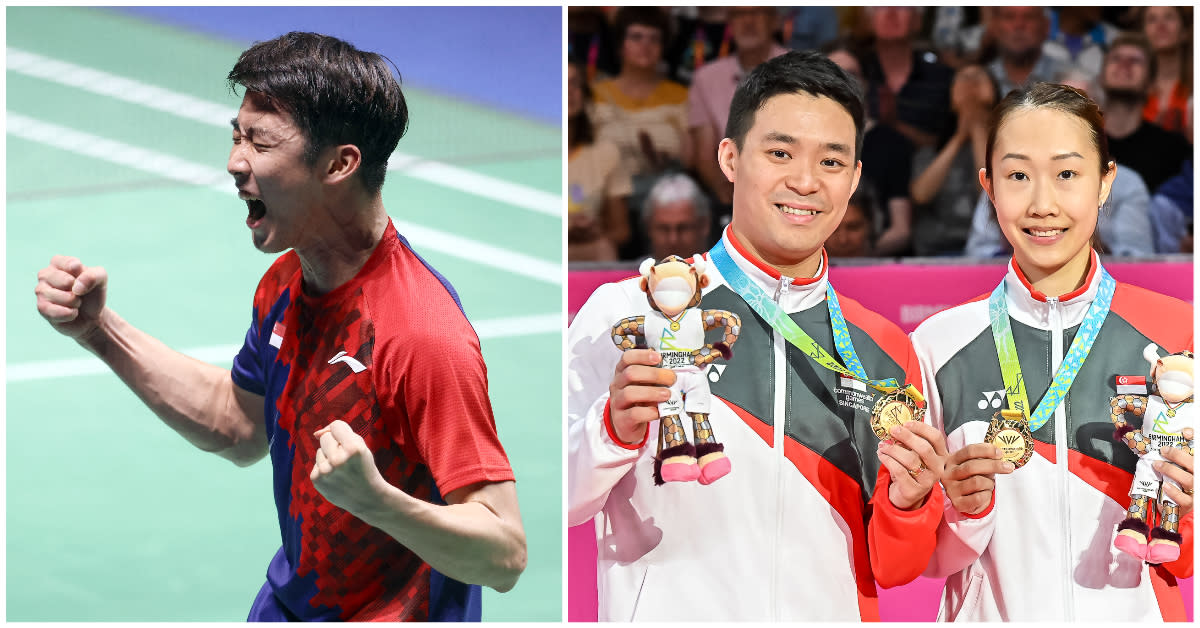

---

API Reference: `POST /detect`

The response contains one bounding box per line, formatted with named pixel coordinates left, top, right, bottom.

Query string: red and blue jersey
left=231, top=220, right=515, bottom=621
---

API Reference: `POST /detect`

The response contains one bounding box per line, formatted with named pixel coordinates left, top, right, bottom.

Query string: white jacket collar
left=1003, top=250, right=1104, bottom=330
left=704, top=226, right=831, bottom=313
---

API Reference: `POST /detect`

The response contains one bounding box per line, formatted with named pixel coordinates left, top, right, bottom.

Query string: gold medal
left=984, top=409, right=1034, bottom=469
left=670, top=322, right=680, bottom=331
left=871, top=390, right=925, bottom=440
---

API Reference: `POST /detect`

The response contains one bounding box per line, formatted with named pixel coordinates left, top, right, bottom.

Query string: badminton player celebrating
left=911, top=83, right=1193, bottom=621
left=33, top=32, right=525, bottom=621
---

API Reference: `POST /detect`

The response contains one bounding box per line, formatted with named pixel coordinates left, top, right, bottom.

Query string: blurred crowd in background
left=567, top=6, right=1194, bottom=264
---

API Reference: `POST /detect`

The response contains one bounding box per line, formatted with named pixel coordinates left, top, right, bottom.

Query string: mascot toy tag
left=611, top=256, right=741, bottom=486
left=1110, top=343, right=1194, bottom=564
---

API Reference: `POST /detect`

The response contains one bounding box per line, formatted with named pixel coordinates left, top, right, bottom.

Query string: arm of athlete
left=870, top=419, right=951, bottom=588
left=917, top=442, right=1013, bottom=578
left=310, top=420, right=527, bottom=592
left=35, top=256, right=267, bottom=466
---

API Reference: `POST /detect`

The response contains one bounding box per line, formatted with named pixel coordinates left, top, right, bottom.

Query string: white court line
left=7, top=313, right=561, bottom=382
left=6, top=47, right=562, bottom=216
left=7, top=112, right=560, bottom=285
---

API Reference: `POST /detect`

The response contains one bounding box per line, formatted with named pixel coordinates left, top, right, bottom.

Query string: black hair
left=612, top=6, right=671, bottom=48
left=568, top=61, right=594, bottom=149
left=724, top=50, right=866, bottom=160
left=228, top=31, right=409, bottom=196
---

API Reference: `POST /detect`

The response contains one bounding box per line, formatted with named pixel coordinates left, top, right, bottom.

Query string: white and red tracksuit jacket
left=911, top=253, right=1194, bottom=622
left=568, top=229, right=943, bottom=621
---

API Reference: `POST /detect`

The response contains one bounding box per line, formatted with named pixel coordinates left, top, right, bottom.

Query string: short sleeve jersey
left=231, top=220, right=514, bottom=621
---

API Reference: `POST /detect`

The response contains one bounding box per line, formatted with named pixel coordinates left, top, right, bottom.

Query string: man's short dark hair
left=228, top=31, right=409, bottom=196
left=724, top=50, right=866, bottom=160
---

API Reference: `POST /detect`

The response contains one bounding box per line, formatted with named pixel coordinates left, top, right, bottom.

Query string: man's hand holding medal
left=871, top=389, right=951, bottom=511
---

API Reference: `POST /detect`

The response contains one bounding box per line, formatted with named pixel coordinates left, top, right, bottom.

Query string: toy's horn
left=691, top=256, right=707, bottom=275
left=1144, top=343, right=1162, bottom=367
left=639, top=258, right=655, bottom=278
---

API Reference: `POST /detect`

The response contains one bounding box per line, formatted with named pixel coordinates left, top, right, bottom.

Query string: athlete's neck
left=1018, top=247, right=1093, bottom=298
left=296, top=196, right=390, bottom=296
left=730, top=225, right=823, bottom=280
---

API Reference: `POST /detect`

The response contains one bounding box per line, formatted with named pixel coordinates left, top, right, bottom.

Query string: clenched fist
left=35, top=255, right=109, bottom=340
left=311, top=420, right=387, bottom=516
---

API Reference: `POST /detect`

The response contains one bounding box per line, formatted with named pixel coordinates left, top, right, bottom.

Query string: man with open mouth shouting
left=34, top=31, right=526, bottom=622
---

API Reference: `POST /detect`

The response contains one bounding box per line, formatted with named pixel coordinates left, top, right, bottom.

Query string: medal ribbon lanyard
left=709, top=240, right=923, bottom=402
left=989, top=268, right=1115, bottom=431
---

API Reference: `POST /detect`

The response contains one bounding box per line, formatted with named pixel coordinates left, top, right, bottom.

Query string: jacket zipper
left=770, top=275, right=791, bottom=620
left=1047, top=297, right=1075, bottom=620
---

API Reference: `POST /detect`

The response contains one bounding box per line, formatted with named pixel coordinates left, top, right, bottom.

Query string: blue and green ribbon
left=709, top=240, right=922, bottom=401
left=988, top=267, right=1115, bottom=431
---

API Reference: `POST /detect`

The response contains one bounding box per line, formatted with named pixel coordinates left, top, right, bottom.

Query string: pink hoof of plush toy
left=698, top=456, right=731, bottom=485
left=1146, top=540, right=1180, bottom=564
left=660, top=461, right=700, bottom=483
left=1114, top=533, right=1148, bottom=560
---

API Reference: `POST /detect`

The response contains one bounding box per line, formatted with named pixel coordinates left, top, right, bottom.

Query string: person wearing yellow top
left=591, top=7, right=692, bottom=192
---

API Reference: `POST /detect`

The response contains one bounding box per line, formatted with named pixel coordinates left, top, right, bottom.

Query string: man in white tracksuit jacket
left=568, top=51, right=948, bottom=621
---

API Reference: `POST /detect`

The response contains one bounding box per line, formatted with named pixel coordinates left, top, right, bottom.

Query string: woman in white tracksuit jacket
left=911, top=83, right=1194, bottom=621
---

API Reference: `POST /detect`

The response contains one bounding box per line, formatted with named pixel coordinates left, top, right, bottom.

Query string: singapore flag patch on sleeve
left=269, top=321, right=285, bottom=349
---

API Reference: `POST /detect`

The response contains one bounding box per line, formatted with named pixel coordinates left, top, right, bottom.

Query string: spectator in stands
left=826, top=187, right=876, bottom=258
left=782, top=6, right=840, bottom=53
left=568, top=7, right=620, bottom=83
left=861, top=6, right=953, bottom=149
left=964, top=75, right=1155, bottom=259
left=931, top=7, right=994, bottom=70
left=568, top=62, right=632, bottom=263
left=857, top=7, right=954, bottom=257
left=909, top=64, right=997, bottom=256
left=1141, top=6, right=1193, bottom=139
left=688, top=7, right=788, bottom=211
left=1100, top=32, right=1192, bottom=193
left=591, top=7, right=691, bottom=223
left=640, top=173, right=713, bottom=261
left=666, top=7, right=731, bottom=87
left=986, top=7, right=1067, bottom=96
left=1149, top=160, right=1193, bottom=254
left=1043, top=7, right=1119, bottom=79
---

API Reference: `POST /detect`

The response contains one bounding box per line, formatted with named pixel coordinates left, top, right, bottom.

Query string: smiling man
left=33, top=32, right=525, bottom=621
left=568, top=51, right=947, bottom=621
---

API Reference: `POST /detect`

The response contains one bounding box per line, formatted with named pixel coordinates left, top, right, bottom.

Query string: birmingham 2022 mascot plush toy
left=611, top=256, right=741, bottom=485
left=1110, top=343, right=1194, bottom=563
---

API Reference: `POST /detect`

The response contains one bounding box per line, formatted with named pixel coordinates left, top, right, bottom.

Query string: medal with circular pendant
left=871, top=390, right=926, bottom=440
left=984, top=409, right=1034, bottom=468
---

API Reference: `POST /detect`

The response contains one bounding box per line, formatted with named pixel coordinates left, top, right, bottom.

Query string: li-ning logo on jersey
left=978, top=389, right=1006, bottom=410
left=328, top=350, right=366, bottom=374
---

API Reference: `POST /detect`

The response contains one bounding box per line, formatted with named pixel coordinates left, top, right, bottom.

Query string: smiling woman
left=910, top=83, right=1194, bottom=622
